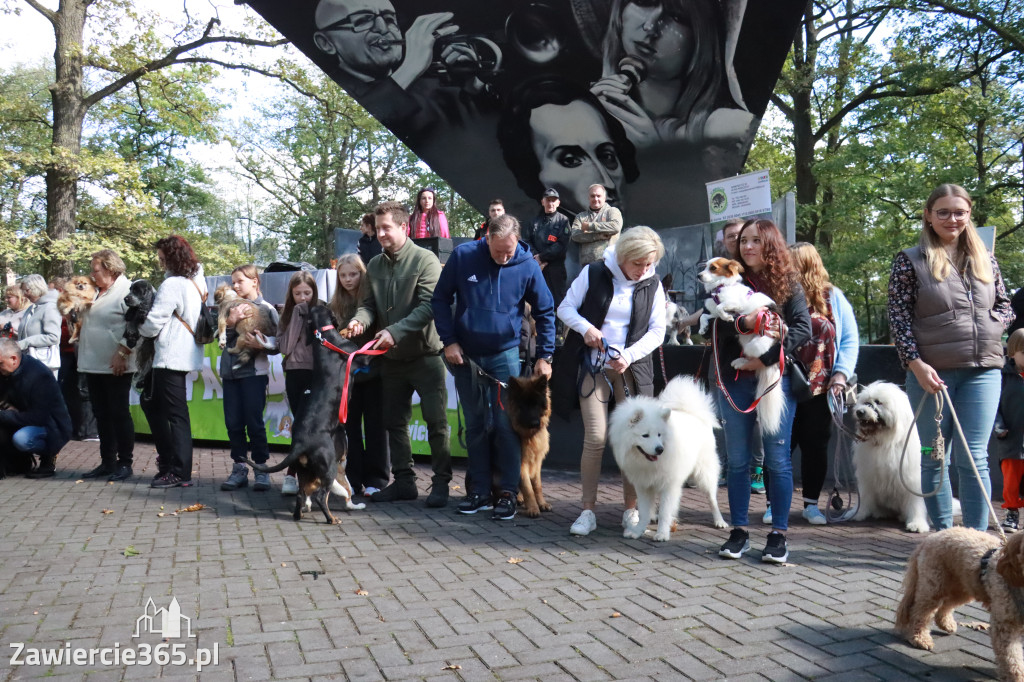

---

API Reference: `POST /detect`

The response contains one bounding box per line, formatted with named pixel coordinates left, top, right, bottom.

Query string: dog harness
left=980, top=547, right=998, bottom=580
left=314, top=324, right=388, bottom=424
left=709, top=283, right=756, bottom=307
left=712, top=309, right=785, bottom=415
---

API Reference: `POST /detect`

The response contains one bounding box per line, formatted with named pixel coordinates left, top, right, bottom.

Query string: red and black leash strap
left=712, top=311, right=785, bottom=415
left=314, top=324, right=388, bottom=424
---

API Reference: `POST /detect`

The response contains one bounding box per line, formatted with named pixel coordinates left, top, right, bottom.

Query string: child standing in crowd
left=276, top=271, right=321, bottom=496
left=330, top=254, right=388, bottom=497
left=220, top=265, right=279, bottom=492
left=994, top=328, right=1024, bottom=532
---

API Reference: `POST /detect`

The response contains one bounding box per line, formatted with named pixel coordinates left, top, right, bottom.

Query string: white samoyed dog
left=610, top=376, right=728, bottom=541
left=697, top=257, right=785, bottom=435
left=849, top=381, right=930, bottom=533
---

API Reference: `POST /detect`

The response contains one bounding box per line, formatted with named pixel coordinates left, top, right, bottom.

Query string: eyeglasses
left=933, top=208, right=970, bottom=221
left=319, top=10, right=399, bottom=33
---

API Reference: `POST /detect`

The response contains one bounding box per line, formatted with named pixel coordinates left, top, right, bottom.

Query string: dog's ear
left=628, top=408, right=644, bottom=426
left=730, top=260, right=745, bottom=275
left=660, top=407, right=672, bottom=422
left=997, top=533, right=1024, bottom=588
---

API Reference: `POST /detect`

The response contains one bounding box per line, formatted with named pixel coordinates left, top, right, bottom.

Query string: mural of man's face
left=529, top=100, right=624, bottom=214
left=314, top=0, right=403, bottom=81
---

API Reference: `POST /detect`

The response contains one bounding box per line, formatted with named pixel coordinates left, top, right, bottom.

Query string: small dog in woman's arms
left=123, top=279, right=157, bottom=393
left=610, top=375, right=727, bottom=541
left=697, top=257, right=784, bottom=435
left=895, top=528, right=1024, bottom=681
left=848, top=381, right=930, bottom=533
left=57, top=276, right=99, bottom=343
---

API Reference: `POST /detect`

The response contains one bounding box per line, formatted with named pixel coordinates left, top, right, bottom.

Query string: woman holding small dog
left=220, top=264, right=280, bottom=492
left=77, top=249, right=137, bottom=482
left=888, top=183, right=1014, bottom=532
left=330, top=254, right=389, bottom=498
left=714, top=219, right=811, bottom=564
left=554, top=226, right=667, bottom=537
left=16, top=274, right=62, bottom=377
left=786, top=243, right=859, bottom=525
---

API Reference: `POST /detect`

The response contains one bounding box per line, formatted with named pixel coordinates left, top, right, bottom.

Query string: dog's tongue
left=644, top=453, right=659, bottom=462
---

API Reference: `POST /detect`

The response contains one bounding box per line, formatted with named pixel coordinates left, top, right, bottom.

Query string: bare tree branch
left=20, top=0, right=57, bottom=25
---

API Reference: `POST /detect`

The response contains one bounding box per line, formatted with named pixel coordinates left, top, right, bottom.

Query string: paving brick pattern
left=0, top=440, right=1002, bottom=681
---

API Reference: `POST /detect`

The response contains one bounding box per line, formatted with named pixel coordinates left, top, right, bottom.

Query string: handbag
left=175, top=279, right=216, bottom=345
left=787, top=355, right=814, bottom=403
left=28, top=344, right=61, bottom=370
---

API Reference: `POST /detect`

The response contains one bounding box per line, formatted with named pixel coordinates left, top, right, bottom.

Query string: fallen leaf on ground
left=101, top=509, right=114, bottom=515
left=611, top=612, right=621, bottom=618
left=123, top=546, right=139, bottom=557
left=355, top=589, right=369, bottom=596
left=451, top=485, right=461, bottom=491
left=507, top=557, right=524, bottom=564
left=175, top=503, right=205, bottom=513
left=960, top=621, right=990, bottom=632
left=75, top=480, right=83, bottom=484
left=281, top=563, right=287, bottom=567
left=441, top=664, right=461, bottom=670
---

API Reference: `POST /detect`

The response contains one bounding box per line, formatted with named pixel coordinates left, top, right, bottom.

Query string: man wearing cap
left=523, top=189, right=571, bottom=306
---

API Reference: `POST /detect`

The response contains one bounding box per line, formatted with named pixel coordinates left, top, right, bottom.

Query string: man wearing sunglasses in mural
left=313, top=0, right=487, bottom=142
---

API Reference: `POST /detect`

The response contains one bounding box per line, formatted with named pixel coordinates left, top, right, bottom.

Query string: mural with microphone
left=241, top=0, right=805, bottom=228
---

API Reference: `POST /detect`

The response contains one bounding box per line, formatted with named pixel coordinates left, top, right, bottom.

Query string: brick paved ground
left=0, top=440, right=1003, bottom=681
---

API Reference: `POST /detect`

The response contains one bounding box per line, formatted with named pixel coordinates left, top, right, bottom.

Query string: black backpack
left=175, top=279, right=216, bottom=345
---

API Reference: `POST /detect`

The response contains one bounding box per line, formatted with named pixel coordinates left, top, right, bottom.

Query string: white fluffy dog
left=697, top=257, right=784, bottom=435
left=610, top=376, right=728, bottom=541
left=850, top=381, right=930, bottom=533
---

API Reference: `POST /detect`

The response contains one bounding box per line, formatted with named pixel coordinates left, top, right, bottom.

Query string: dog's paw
left=328, top=517, right=342, bottom=525
left=344, top=501, right=367, bottom=511
left=936, top=613, right=957, bottom=634
left=622, top=527, right=644, bottom=540
left=539, top=502, right=552, bottom=512
left=652, top=530, right=671, bottom=542
left=730, top=358, right=747, bottom=370
left=907, top=632, right=935, bottom=651
left=524, top=506, right=541, bottom=519
left=712, top=517, right=729, bottom=529
left=905, top=521, right=930, bottom=534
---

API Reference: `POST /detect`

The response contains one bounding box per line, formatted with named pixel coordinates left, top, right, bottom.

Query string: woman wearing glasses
left=552, top=227, right=666, bottom=537
left=888, top=183, right=1014, bottom=531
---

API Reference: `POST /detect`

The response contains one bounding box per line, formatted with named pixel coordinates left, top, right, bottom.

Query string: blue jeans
left=12, top=426, right=47, bottom=452
left=449, top=347, right=522, bottom=496
left=905, top=367, right=999, bottom=531
left=223, top=375, right=270, bottom=465
left=716, top=371, right=796, bottom=531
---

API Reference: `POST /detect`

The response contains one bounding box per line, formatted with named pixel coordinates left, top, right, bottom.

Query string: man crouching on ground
left=0, top=338, right=72, bottom=478
left=431, top=214, right=556, bottom=520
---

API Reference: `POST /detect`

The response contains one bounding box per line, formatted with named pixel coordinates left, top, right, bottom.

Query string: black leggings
left=790, top=393, right=832, bottom=503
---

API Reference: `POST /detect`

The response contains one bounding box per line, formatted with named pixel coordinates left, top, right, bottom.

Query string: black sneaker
left=719, top=528, right=750, bottom=559
left=151, top=473, right=192, bottom=489
left=1003, top=509, right=1020, bottom=532
left=425, top=483, right=449, bottom=508
left=457, top=493, right=493, bottom=515
left=492, top=492, right=516, bottom=521
left=108, top=465, right=133, bottom=482
left=370, top=480, right=418, bottom=502
left=761, top=531, right=789, bottom=564
left=82, top=464, right=115, bottom=479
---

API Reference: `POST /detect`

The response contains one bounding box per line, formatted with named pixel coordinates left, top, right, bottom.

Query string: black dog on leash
left=123, top=280, right=156, bottom=394
left=247, top=305, right=367, bottom=523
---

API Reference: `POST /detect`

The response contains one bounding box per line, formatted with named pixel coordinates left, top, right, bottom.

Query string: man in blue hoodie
left=432, top=214, right=556, bottom=520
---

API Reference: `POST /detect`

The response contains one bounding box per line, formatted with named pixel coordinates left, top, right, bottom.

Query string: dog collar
left=980, top=547, right=998, bottom=579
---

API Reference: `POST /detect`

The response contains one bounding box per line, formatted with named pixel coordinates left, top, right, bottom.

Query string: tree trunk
left=45, top=0, right=89, bottom=280
left=791, top=6, right=819, bottom=243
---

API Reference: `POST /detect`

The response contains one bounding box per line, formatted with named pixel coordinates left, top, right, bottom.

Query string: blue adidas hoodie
left=432, top=238, right=555, bottom=359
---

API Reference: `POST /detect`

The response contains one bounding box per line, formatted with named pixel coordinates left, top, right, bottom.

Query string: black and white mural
left=242, top=0, right=804, bottom=228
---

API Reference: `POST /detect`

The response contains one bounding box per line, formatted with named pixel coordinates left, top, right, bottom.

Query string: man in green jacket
left=347, top=200, right=452, bottom=507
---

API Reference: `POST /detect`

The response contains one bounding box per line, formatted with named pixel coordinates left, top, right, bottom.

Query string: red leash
left=712, top=311, right=785, bottom=415
left=314, top=325, right=388, bottom=424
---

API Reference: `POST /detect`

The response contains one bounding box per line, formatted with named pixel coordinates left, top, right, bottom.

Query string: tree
left=4, top=0, right=286, bottom=277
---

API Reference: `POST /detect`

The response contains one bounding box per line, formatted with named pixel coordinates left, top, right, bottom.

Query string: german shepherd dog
left=507, top=374, right=552, bottom=518
left=246, top=305, right=366, bottom=523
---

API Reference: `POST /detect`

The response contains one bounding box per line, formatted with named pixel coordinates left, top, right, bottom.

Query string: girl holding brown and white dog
left=888, top=183, right=1014, bottom=532
left=219, top=264, right=279, bottom=492
left=714, top=219, right=811, bottom=564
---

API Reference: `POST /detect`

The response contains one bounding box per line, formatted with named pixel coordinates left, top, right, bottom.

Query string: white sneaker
left=570, top=510, right=597, bottom=536
left=281, top=475, right=299, bottom=496
left=802, top=506, right=827, bottom=525
left=622, top=508, right=640, bottom=529
left=762, top=504, right=773, bottom=525
left=364, top=486, right=380, bottom=498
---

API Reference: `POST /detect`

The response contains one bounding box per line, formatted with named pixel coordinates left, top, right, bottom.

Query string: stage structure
left=241, top=0, right=805, bottom=227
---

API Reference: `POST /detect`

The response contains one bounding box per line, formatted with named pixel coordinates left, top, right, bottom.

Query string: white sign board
left=706, top=169, right=773, bottom=223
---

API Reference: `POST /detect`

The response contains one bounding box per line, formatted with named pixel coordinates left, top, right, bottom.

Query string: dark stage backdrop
left=242, top=0, right=804, bottom=228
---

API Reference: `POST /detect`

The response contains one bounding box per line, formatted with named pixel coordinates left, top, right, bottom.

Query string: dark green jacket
left=353, top=240, right=443, bottom=361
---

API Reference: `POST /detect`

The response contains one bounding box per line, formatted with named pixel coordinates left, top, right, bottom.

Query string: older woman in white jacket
left=138, top=235, right=207, bottom=489
left=552, top=226, right=667, bottom=537
left=16, top=274, right=61, bottom=377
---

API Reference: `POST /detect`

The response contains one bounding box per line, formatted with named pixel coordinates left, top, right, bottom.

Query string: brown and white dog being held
left=895, top=528, right=1024, bottom=682
left=507, top=373, right=552, bottom=518
left=246, top=305, right=365, bottom=524
left=57, top=276, right=98, bottom=343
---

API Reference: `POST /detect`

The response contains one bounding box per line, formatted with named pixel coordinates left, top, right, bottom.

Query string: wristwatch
left=538, top=356, right=553, bottom=363
left=117, top=349, right=130, bottom=359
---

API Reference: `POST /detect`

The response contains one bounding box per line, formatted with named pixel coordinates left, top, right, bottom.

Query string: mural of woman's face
left=621, top=0, right=694, bottom=81
left=529, top=100, right=625, bottom=213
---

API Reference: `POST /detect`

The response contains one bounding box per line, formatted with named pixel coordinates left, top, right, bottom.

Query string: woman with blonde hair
left=787, top=242, right=859, bottom=524
left=888, top=183, right=1014, bottom=531
left=554, top=226, right=667, bottom=536
left=0, top=283, right=30, bottom=338
left=330, top=253, right=389, bottom=496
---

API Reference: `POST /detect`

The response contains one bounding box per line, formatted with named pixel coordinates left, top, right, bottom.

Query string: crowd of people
left=0, top=182, right=1020, bottom=566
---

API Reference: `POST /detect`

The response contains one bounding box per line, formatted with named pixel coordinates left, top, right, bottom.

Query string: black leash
left=577, top=339, right=629, bottom=403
